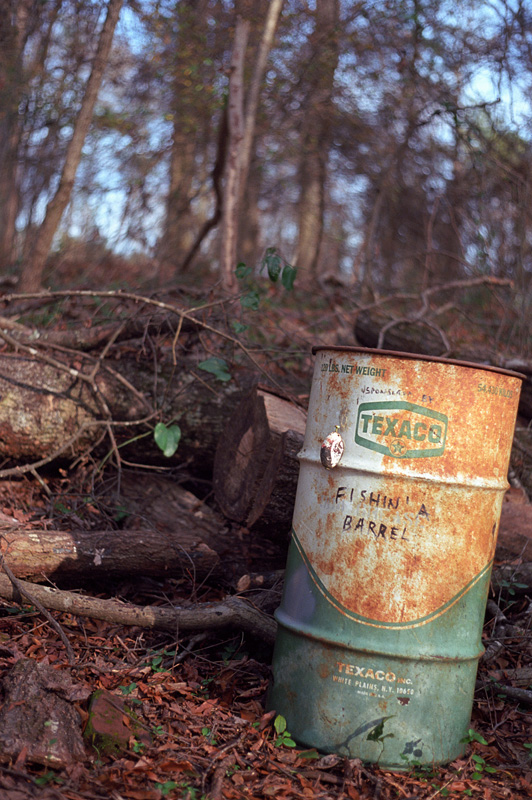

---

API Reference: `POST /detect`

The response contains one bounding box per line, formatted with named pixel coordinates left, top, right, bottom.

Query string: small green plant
left=261, top=247, right=297, bottom=290
left=34, top=771, right=63, bottom=787
left=201, top=726, right=217, bottom=745
left=460, top=728, right=488, bottom=745
left=498, top=579, right=528, bottom=597
left=54, top=501, right=71, bottom=515
left=198, top=356, right=232, bottom=382
left=367, top=715, right=395, bottom=745
left=150, top=654, right=167, bottom=673
left=470, top=753, right=497, bottom=780
left=154, top=421, right=182, bottom=457
left=460, top=729, right=496, bottom=781
left=234, top=247, right=297, bottom=316
left=152, top=724, right=165, bottom=737
left=524, top=742, right=532, bottom=758
left=131, top=738, right=145, bottom=754
left=120, top=682, right=137, bottom=695
left=231, top=319, right=248, bottom=334
left=177, top=782, right=206, bottom=800
left=273, top=714, right=296, bottom=748
left=114, top=504, right=129, bottom=522
left=240, top=288, right=261, bottom=310
left=155, top=780, right=178, bottom=795
left=297, top=749, right=320, bottom=760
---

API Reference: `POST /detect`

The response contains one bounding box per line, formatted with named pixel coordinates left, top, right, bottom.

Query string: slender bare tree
left=20, top=0, right=123, bottom=291
left=220, top=16, right=249, bottom=292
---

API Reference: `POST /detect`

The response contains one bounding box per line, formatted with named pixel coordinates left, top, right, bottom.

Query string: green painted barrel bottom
left=268, top=625, right=475, bottom=769
left=267, top=540, right=490, bottom=769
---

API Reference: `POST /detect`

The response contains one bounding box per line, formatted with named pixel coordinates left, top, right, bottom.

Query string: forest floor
left=0, top=268, right=531, bottom=799
left=0, top=523, right=531, bottom=800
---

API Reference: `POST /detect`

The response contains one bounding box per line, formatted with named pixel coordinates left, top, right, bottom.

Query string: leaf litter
left=0, top=563, right=531, bottom=799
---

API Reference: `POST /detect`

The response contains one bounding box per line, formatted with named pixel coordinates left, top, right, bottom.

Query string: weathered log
left=213, top=386, right=306, bottom=536
left=0, top=479, right=229, bottom=582
left=0, top=352, right=258, bottom=477
left=0, top=574, right=277, bottom=643
left=246, top=428, right=304, bottom=537
left=0, top=526, right=221, bottom=582
left=355, top=309, right=450, bottom=357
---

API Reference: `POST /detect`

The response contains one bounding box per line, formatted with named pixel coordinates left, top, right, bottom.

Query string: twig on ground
left=476, top=679, right=532, bottom=706
left=483, top=598, right=509, bottom=664
left=0, top=541, right=75, bottom=664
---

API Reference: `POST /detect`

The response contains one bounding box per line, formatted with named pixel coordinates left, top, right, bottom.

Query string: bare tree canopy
left=0, top=0, right=529, bottom=307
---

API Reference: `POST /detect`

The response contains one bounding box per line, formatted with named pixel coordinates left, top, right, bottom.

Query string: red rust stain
left=303, top=351, right=521, bottom=623
left=317, top=662, right=330, bottom=679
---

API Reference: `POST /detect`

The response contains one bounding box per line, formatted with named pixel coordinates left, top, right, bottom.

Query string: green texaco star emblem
left=390, top=439, right=407, bottom=456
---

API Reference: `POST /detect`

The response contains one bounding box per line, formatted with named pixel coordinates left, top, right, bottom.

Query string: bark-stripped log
left=0, top=525, right=222, bottom=582
left=0, top=479, right=230, bottom=582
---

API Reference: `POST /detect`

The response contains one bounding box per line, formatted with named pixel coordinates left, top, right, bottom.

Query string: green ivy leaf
left=274, top=715, right=287, bottom=735
left=263, top=247, right=282, bottom=282
left=235, top=262, right=252, bottom=280
left=198, top=357, right=232, bottom=382
left=231, top=320, right=248, bottom=334
left=281, top=263, right=297, bottom=290
left=154, top=422, right=181, bottom=457
left=240, top=291, right=260, bottom=310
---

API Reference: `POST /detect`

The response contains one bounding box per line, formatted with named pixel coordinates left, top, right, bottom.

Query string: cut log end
left=214, top=386, right=306, bottom=528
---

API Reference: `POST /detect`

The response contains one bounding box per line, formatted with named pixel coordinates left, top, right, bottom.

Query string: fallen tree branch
left=476, top=679, right=532, bottom=706
left=3, top=288, right=290, bottom=394
left=0, top=574, right=277, bottom=644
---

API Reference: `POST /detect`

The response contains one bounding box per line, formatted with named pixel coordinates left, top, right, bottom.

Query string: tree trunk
left=156, top=0, right=209, bottom=282
left=213, top=387, right=305, bottom=536
left=294, top=0, right=339, bottom=278
left=20, top=0, right=123, bottom=292
left=0, top=0, right=35, bottom=269
left=220, top=17, right=249, bottom=293
left=238, top=0, right=284, bottom=206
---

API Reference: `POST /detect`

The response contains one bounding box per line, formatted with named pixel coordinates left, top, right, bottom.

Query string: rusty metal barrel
left=269, top=346, right=523, bottom=769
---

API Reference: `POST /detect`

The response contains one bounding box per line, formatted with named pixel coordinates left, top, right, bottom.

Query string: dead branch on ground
left=0, top=574, right=277, bottom=644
